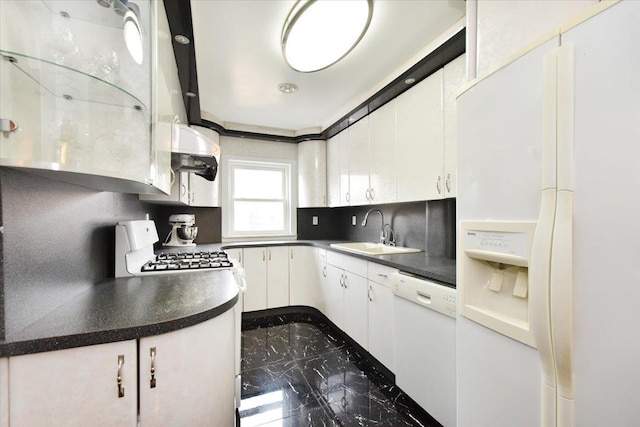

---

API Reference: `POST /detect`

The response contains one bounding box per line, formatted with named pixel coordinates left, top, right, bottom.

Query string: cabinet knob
left=117, top=355, right=125, bottom=398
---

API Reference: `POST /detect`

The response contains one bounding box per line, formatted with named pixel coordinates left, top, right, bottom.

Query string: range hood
left=172, top=124, right=220, bottom=182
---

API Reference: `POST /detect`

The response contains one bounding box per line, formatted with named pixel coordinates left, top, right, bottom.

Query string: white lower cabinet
left=1, top=358, right=9, bottom=427
left=139, top=310, right=235, bottom=426
left=342, top=271, right=369, bottom=349
left=8, top=340, right=138, bottom=426
left=224, top=247, right=244, bottom=268
left=242, top=246, right=289, bottom=311
left=289, top=246, right=323, bottom=310
left=367, top=263, right=398, bottom=372
left=7, top=311, right=236, bottom=426
left=326, top=252, right=369, bottom=349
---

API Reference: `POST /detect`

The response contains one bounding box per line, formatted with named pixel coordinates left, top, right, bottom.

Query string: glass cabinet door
left=0, top=0, right=156, bottom=193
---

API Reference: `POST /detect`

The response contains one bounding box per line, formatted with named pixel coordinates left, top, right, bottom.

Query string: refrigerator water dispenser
left=459, top=221, right=537, bottom=347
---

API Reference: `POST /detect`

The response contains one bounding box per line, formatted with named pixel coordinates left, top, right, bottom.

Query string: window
left=223, top=157, right=296, bottom=238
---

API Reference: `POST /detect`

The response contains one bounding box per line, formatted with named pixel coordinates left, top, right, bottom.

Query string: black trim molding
left=164, top=0, right=465, bottom=143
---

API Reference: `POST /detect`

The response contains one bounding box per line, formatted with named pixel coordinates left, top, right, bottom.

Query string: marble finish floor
left=239, top=313, right=442, bottom=427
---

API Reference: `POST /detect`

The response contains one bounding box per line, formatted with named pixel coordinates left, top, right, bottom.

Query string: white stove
left=115, top=219, right=235, bottom=277
left=114, top=219, right=246, bottom=413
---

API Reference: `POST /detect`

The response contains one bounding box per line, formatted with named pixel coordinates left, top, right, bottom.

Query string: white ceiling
left=191, top=0, right=465, bottom=135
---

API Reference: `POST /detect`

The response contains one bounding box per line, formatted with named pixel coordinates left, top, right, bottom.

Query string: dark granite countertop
left=211, top=240, right=456, bottom=287
left=0, top=270, right=239, bottom=357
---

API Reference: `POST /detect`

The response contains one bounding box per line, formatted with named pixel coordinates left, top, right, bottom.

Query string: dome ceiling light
left=281, top=0, right=373, bottom=73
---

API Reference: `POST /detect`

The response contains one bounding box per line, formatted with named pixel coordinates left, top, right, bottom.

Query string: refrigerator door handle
left=529, top=45, right=560, bottom=427
left=552, top=43, right=575, bottom=427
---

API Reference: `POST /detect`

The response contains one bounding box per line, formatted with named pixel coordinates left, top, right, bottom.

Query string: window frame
left=222, top=156, right=297, bottom=240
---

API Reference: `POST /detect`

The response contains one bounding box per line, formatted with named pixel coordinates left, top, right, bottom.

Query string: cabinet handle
left=150, top=347, right=157, bottom=388
left=180, top=184, right=187, bottom=197
left=239, top=252, right=242, bottom=263
left=446, top=173, right=451, bottom=193
left=365, top=188, right=370, bottom=201
left=436, top=176, right=442, bottom=194
left=291, top=249, right=293, bottom=260
left=268, top=249, right=272, bottom=261
left=368, top=285, right=373, bottom=302
left=263, top=250, right=266, bottom=261
left=117, top=355, right=125, bottom=398
left=339, top=274, right=344, bottom=287
left=377, top=273, right=388, bottom=279
left=343, top=275, right=348, bottom=289
left=346, top=192, right=350, bottom=202
left=370, top=188, right=375, bottom=200
left=323, top=266, right=327, bottom=277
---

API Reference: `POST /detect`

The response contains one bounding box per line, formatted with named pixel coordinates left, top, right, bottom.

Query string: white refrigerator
left=456, top=2, right=640, bottom=427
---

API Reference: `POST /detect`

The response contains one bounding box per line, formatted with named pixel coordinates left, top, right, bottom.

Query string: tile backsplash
left=297, top=199, right=456, bottom=258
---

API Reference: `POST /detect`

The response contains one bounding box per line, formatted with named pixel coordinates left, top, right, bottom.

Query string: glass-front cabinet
left=0, top=0, right=165, bottom=194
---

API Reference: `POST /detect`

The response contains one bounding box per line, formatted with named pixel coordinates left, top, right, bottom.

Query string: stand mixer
left=163, top=214, right=198, bottom=247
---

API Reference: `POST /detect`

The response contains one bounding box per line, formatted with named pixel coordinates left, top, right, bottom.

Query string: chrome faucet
left=362, top=209, right=386, bottom=244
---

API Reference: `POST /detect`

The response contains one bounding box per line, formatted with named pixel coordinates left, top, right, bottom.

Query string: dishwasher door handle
left=416, top=292, right=432, bottom=306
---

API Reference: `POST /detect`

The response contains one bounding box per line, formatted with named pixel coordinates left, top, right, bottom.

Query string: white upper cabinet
left=326, top=129, right=352, bottom=207
left=397, top=69, right=445, bottom=202
left=326, top=133, right=341, bottom=207
left=368, top=100, right=398, bottom=204
left=339, top=128, right=351, bottom=206
left=151, top=0, right=179, bottom=195
left=0, top=0, right=163, bottom=194
left=443, top=54, right=466, bottom=198
left=297, top=139, right=327, bottom=208
left=347, top=116, right=370, bottom=206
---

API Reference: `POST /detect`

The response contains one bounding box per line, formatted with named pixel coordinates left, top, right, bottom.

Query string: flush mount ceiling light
left=281, top=0, right=373, bottom=73
left=123, top=8, right=143, bottom=64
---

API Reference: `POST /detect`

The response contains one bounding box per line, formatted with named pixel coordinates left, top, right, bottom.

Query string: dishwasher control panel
left=391, top=273, right=457, bottom=318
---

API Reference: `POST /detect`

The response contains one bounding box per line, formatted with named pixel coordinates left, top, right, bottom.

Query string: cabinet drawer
left=327, top=251, right=367, bottom=277
left=367, top=263, right=399, bottom=287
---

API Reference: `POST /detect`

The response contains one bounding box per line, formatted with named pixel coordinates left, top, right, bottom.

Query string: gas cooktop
left=141, top=251, right=233, bottom=273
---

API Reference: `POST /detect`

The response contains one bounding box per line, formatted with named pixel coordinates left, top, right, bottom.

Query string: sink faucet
left=362, top=209, right=385, bottom=244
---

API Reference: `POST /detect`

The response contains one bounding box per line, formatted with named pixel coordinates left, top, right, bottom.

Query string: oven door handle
left=232, top=267, right=247, bottom=293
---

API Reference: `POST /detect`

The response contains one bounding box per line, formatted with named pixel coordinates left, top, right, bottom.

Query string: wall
left=298, top=199, right=456, bottom=259
left=0, top=168, right=161, bottom=337
left=469, top=0, right=598, bottom=79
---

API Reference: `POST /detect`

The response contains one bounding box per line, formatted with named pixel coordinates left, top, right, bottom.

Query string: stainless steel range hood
left=172, top=124, right=220, bottom=181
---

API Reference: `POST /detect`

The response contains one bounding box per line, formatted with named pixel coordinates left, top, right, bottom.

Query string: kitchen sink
left=330, top=242, right=422, bottom=256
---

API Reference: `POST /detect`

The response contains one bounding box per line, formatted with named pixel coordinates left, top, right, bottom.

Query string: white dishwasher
left=391, top=272, right=457, bottom=427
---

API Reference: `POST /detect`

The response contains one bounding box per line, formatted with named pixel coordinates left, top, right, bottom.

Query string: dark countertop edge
left=0, top=290, right=238, bottom=358
left=218, top=240, right=457, bottom=287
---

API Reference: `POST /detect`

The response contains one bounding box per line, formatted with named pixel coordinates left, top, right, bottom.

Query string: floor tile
left=240, top=314, right=442, bottom=427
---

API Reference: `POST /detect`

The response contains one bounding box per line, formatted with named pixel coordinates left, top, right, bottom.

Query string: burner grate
left=141, top=251, right=233, bottom=272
